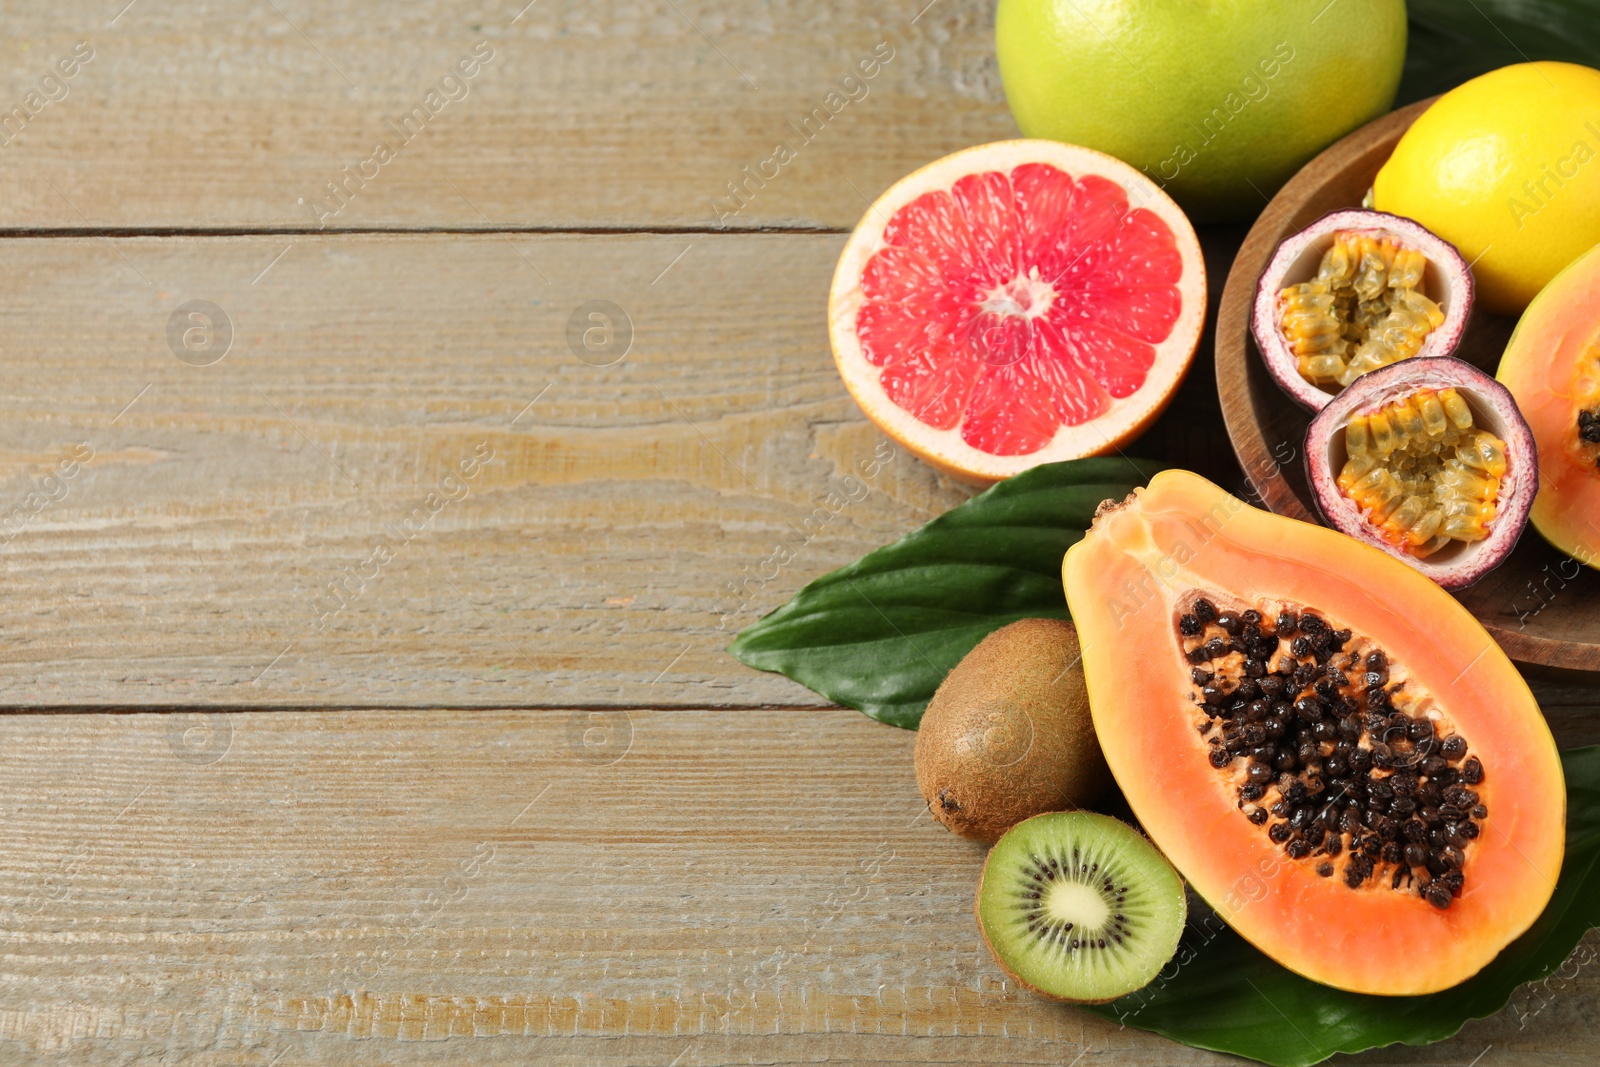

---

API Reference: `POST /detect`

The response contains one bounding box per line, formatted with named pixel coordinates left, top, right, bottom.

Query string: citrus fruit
left=996, top=0, right=1406, bottom=222
left=1373, top=62, right=1600, bottom=315
left=828, top=140, right=1205, bottom=485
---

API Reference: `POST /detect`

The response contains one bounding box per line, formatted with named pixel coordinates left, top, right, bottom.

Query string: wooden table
left=1, top=3, right=1595, bottom=1063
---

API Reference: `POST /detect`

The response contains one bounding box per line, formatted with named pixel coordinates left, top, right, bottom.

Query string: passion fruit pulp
left=1253, top=210, right=1473, bottom=410
left=1305, top=357, right=1536, bottom=589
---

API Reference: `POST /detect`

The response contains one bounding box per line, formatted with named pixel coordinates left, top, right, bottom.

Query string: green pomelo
left=995, top=0, right=1407, bottom=222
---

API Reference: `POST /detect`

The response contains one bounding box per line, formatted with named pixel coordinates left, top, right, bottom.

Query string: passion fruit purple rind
left=1305, top=356, right=1536, bottom=590
left=1253, top=209, right=1474, bottom=411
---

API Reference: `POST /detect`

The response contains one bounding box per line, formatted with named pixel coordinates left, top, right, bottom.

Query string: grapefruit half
left=829, top=140, right=1206, bottom=484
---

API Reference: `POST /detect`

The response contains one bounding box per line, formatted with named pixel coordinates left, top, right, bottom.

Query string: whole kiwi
left=914, top=618, right=1109, bottom=842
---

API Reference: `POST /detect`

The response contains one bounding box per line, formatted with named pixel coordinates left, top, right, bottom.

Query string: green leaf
left=727, top=457, right=1166, bottom=728
left=1402, top=1, right=1600, bottom=104
left=1089, top=744, right=1600, bottom=1066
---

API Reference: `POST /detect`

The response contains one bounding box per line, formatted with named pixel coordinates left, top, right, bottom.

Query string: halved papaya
left=1063, top=470, right=1564, bottom=996
left=1497, top=242, right=1600, bottom=567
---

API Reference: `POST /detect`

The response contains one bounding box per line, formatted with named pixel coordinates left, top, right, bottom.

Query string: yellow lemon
left=1374, top=62, right=1600, bottom=315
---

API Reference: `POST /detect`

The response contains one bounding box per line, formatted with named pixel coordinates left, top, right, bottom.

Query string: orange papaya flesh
left=1497, top=242, right=1600, bottom=566
left=1063, top=470, right=1564, bottom=996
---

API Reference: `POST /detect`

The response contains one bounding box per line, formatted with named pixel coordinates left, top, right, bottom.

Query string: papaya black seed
left=1179, top=598, right=1487, bottom=902
left=1317, top=862, right=1334, bottom=877
left=1294, top=697, right=1324, bottom=722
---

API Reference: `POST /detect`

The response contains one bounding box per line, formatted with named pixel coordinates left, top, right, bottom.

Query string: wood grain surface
left=0, top=232, right=987, bottom=706
left=0, top=0, right=1012, bottom=231
left=0, top=1, right=1595, bottom=1065
left=1, top=708, right=1597, bottom=1066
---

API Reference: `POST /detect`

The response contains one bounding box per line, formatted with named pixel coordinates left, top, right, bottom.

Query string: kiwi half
left=975, top=811, right=1186, bottom=1003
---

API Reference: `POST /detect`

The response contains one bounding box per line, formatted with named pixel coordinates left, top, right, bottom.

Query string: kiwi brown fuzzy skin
left=972, top=817, right=1188, bottom=1005
left=914, top=618, right=1111, bottom=843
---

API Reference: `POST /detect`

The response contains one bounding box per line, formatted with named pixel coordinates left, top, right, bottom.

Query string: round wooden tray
left=1216, top=98, right=1600, bottom=678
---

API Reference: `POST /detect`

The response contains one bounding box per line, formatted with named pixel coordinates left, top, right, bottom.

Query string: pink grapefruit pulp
left=829, top=141, right=1206, bottom=483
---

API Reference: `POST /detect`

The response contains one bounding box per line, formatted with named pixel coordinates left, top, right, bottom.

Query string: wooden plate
left=1216, top=98, right=1600, bottom=678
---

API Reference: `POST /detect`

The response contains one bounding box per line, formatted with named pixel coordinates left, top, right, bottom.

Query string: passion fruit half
left=1253, top=210, right=1474, bottom=410
left=1305, top=357, right=1536, bottom=590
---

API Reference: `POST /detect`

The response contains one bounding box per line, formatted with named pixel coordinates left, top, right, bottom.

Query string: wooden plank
left=0, top=1, right=1013, bottom=231
left=0, top=230, right=1586, bottom=713
left=0, top=231, right=980, bottom=705
left=0, top=707, right=1593, bottom=1065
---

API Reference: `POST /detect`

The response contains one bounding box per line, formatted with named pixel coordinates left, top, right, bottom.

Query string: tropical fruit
left=1374, top=62, right=1600, bottom=315
left=1496, top=242, right=1600, bottom=567
left=1304, top=357, right=1537, bottom=589
left=996, top=0, right=1406, bottom=222
left=915, top=618, right=1110, bottom=842
left=1063, top=470, right=1565, bottom=996
left=1252, top=210, right=1473, bottom=409
left=829, top=140, right=1205, bottom=485
left=975, top=811, right=1186, bottom=1002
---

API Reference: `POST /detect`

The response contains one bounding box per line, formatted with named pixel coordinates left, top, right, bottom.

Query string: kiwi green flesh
left=977, top=811, right=1186, bottom=1003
